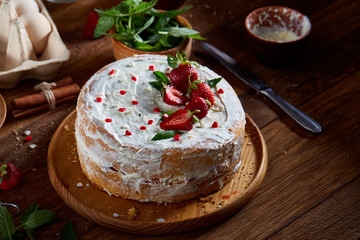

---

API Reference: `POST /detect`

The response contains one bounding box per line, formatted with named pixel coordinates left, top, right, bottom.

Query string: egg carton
left=0, top=0, right=70, bottom=89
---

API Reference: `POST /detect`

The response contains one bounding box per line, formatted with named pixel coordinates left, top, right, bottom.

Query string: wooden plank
left=270, top=176, right=360, bottom=239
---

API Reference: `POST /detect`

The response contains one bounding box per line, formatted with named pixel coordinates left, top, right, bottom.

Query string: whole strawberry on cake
left=75, top=53, right=246, bottom=203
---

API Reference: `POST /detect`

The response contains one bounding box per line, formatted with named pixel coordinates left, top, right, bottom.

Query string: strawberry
left=83, top=11, right=100, bottom=39
left=0, top=163, right=22, bottom=190
left=160, top=109, right=193, bottom=131
left=169, top=64, right=198, bottom=92
left=190, top=82, right=216, bottom=105
left=184, top=97, right=209, bottom=119
left=164, top=85, right=189, bottom=106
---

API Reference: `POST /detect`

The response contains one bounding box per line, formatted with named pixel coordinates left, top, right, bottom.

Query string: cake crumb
left=64, top=124, right=70, bottom=131
left=127, top=206, right=139, bottom=220
left=113, top=213, right=120, bottom=218
left=76, top=182, right=83, bottom=187
left=156, top=218, right=165, bottom=222
left=283, top=150, right=287, bottom=154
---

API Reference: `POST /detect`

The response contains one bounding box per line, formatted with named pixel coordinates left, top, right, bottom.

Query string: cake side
left=75, top=55, right=245, bottom=203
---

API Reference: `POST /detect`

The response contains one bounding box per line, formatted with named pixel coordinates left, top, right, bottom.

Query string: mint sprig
left=149, top=71, right=170, bottom=91
left=0, top=202, right=57, bottom=240
left=151, top=130, right=183, bottom=141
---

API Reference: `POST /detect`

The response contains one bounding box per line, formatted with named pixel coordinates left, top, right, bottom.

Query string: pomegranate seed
left=96, top=97, right=102, bottom=102
left=149, top=65, right=155, bottom=71
left=174, top=134, right=180, bottom=141
left=153, top=107, right=161, bottom=113
left=119, top=108, right=126, bottom=112
left=63, top=182, right=69, bottom=187
left=105, top=118, right=112, bottom=122
left=131, top=76, right=137, bottom=81
left=125, top=130, right=132, bottom=136
left=26, top=136, right=33, bottom=142
left=148, top=120, right=153, bottom=125
left=109, top=69, right=115, bottom=75
left=132, top=100, right=138, bottom=105
left=120, top=90, right=126, bottom=95
left=212, top=121, right=218, bottom=128
left=218, top=88, right=224, bottom=94
left=140, top=126, right=147, bottom=130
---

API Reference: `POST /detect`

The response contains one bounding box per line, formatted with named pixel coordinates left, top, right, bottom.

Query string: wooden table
left=1, top=0, right=359, bottom=239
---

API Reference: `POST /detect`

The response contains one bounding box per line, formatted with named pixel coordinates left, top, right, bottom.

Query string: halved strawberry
left=169, top=64, right=198, bottom=93
left=190, top=82, right=216, bottom=105
left=160, top=109, right=193, bottom=131
left=0, top=163, right=22, bottom=190
left=83, top=11, right=100, bottom=39
left=164, top=85, right=189, bottom=106
left=184, top=97, right=209, bottom=119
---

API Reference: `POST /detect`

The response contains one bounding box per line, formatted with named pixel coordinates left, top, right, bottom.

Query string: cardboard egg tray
left=0, top=0, right=70, bottom=89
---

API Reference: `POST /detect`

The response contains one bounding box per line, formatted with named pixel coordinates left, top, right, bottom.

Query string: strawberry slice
left=164, top=85, right=189, bottom=106
left=184, top=97, right=209, bottom=119
left=83, top=11, right=100, bottom=39
left=0, top=163, right=22, bottom=190
left=169, top=63, right=198, bottom=93
left=190, top=82, right=216, bottom=106
left=160, top=109, right=193, bottom=131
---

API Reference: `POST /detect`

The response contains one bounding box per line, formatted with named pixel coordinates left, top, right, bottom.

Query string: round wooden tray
left=47, top=110, right=267, bottom=235
left=0, top=94, right=7, bottom=128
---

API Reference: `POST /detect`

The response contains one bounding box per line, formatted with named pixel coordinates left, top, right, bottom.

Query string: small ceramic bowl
left=245, top=6, right=311, bottom=67
left=110, top=13, right=192, bottom=60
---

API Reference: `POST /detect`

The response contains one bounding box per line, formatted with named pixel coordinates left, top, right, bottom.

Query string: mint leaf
left=165, top=27, right=200, bottom=38
left=131, top=0, right=157, bottom=15
left=153, top=71, right=170, bottom=84
left=0, top=203, right=16, bottom=239
left=22, top=210, right=55, bottom=230
left=94, top=15, right=116, bottom=38
left=20, top=203, right=39, bottom=226
left=151, top=131, right=184, bottom=141
left=61, top=221, right=77, bottom=240
left=206, top=78, right=222, bottom=88
left=149, top=81, right=164, bottom=91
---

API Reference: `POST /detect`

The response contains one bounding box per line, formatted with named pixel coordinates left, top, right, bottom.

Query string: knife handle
left=261, top=88, right=322, bottom=133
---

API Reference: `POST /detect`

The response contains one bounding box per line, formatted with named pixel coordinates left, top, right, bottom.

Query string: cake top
left=77, top=55, right=245, bottom=150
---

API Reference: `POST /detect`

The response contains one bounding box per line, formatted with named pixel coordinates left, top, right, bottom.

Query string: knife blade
left=200, top=42, right=322, bottom=133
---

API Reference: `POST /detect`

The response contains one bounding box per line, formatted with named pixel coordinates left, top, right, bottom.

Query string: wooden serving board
left=47, top=110, right=267, bottom=235
left=0, top=94, right=6, bottom=128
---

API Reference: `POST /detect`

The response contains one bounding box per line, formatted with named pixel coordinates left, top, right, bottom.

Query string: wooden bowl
left=245, top=6, right=311, bottom=67
left=110, top=13, right=192, bottom=60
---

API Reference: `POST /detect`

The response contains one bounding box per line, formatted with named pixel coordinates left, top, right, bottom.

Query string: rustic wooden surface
left=0, top=0, right=359, bottom=239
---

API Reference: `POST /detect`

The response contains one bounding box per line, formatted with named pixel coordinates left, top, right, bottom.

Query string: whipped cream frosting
left=77, top=55, right=244, bottom=149
left=75, top=55, right=246, bottom=202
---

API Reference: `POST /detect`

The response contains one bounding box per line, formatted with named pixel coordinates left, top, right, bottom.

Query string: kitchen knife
left=200, top=42, right=322, bottom=133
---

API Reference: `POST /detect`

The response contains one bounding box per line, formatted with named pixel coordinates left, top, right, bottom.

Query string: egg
left=11, top=0, right=39, bottom=16
left=19, top=12, right=52, bottom=55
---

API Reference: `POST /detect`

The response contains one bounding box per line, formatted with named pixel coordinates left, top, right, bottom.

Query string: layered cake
left=75, top=54, right=246, bottom=203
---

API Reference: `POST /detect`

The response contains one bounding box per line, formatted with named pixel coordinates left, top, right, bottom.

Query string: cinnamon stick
left=49, top=76, right=74, bottom=89
left=12, top=83, right=80, bottom=109
left=11, top=95, right=78, bottom=119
